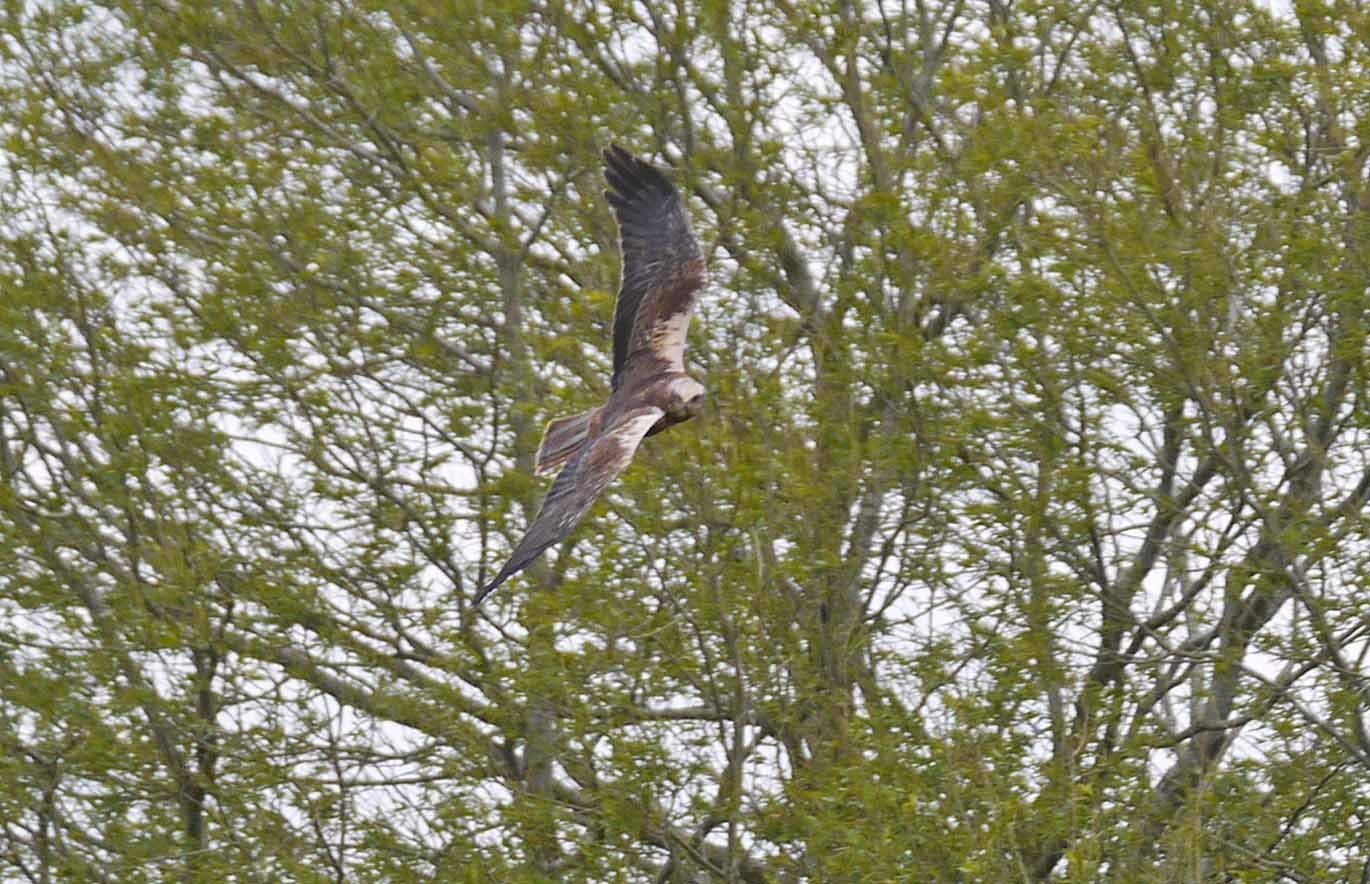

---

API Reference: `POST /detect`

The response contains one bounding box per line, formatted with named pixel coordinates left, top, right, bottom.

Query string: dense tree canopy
left=3, top=0, right=1369, bottom=880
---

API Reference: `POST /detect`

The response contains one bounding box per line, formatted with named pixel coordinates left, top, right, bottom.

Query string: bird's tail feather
left=536, top=407, right=598, bottom=474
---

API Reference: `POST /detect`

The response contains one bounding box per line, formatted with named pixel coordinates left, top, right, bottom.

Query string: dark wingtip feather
left=471, top=574, right=506, bottom=608
left=603, top=143, right=640, bottom=178
left=472, top=559, right=525, bottom=607
left=472, top=535, right=560, bottom=607
left=602, top=144, right=675, bottom=210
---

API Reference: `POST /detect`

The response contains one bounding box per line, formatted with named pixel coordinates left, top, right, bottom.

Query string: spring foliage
left=2, top=1, right=1370, bottom=880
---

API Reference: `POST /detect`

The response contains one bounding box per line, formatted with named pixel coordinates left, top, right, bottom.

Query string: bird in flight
left=473, top=145, right=707, bottom=605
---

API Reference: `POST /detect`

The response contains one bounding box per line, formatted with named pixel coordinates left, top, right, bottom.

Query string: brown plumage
left=474, top=145, right=707, bottom=605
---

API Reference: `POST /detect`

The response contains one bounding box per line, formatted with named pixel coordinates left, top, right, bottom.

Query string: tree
left=2, top=0, right=1369, bottom=880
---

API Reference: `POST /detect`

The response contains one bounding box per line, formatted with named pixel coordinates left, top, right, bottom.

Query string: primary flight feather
left=474, top=145, right=707, bottom=605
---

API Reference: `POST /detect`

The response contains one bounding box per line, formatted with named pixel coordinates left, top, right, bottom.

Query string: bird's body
left=474, top=146, right=707, bottom=605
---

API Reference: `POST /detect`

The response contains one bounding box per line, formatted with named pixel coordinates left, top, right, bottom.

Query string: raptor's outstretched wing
left=603, top=145, right=705, bottom=388
left=473, top=405, right=665, bottom=605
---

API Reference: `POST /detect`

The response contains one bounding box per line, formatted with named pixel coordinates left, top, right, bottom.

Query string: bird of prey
left=473, top=145, right=707, bottom=605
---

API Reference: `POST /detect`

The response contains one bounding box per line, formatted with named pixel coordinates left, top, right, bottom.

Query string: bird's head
left=682, top=390, right=705, bottom=420
left=667, top=376, right=707, bottom=421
